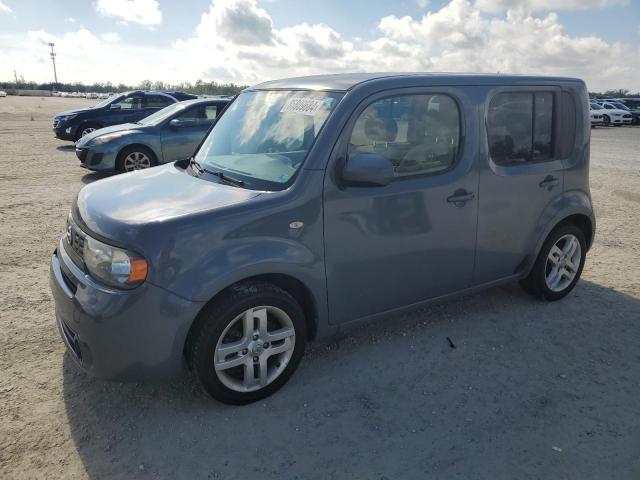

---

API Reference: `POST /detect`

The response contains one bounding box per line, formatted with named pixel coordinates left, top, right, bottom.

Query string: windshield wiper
left=203, top=168, right=245, bottom=187
left=189, top=158, right=245, bottom=187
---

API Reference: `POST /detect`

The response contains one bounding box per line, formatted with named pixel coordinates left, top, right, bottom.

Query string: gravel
left=1, top=96, right=639, bottom=479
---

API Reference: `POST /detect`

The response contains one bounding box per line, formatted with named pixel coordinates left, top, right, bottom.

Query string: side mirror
left=342, top=153, right=394, bottom=187
left=169, top=118, right=183, bottom=128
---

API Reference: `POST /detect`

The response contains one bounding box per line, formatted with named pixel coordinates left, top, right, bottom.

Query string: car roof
left=248, top=72, right=585, bottom=92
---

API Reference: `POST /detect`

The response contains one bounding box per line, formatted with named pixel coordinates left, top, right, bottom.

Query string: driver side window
left=348, top=94, right=460, bottom=178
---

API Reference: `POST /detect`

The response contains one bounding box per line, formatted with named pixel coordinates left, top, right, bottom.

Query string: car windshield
left=138, top=103, right=185, bottom=126
left=93, top=94, right=122, bottom=109
left=194, top=90, right=343, bottom=190
left=590, top=103, right=602, bottom=110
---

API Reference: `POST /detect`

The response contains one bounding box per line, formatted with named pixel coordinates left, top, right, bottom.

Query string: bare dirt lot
left=1, top=96, right=639, bottom=479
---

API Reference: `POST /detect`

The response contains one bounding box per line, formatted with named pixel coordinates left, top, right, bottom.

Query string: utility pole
left=48, top=42, right=58, bottom=88
left=14, top=69, right=18, bottom=86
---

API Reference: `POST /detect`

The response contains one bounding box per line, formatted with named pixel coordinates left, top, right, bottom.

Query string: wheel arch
left=183, top=272, right=319, bottom=361
left=115, top=142, right=159, bottom=170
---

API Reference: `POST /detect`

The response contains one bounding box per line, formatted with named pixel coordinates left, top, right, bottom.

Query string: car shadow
left=56, top=144, right=76, bottom=152
left=62, top=280, right=640, bottom=479
left=81, top=172, right=117, bottom=184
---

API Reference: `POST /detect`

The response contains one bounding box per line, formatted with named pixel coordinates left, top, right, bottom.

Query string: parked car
left=50, top=73, right=595, bottom=404
left=608, top=100, right=640, bottom=125
left=53, top=90, right=198, bottom=141
left=589, top=103, right=604, bottom=127
left=75, top=97, right=231, bottom=173
left=0, top=90, right=7, bottom=97
left=593, top=101, right=633, bottom=126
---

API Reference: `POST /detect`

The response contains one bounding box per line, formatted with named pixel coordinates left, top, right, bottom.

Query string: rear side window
left=348, top=93, right=461, bottom=178
left=559, top=91, right=576, bottom=158
left=145, top=95, right=173, bottom=108
left=111, top=96, right=143, bottom=110
left=488, top=92, right=554, bottom=165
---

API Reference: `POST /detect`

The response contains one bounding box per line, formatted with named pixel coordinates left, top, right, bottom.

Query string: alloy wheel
left=81, top=127, right=96, bottom=137
left=545, top=234, right=582, bottom=292
left=123, top=151, right=151, bottom=171
left=214, top=306, right=296, bottom=393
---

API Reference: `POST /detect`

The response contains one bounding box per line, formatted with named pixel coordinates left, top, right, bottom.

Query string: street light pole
left=48, top=42, right=58, bottom=89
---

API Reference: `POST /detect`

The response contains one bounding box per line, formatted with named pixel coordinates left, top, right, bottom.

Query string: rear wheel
left=187, top=281, right=307, bottom=405
left=520, top=224, right=586, bottom=301
left=116, top=146, right=157, bottom=173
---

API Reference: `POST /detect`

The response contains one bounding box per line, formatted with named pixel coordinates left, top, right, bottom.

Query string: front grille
left=53, top=119, right=60, bottom=128
left=65, top=216, right=87, bottom=267
left=623, top=114, right=631, bottom=119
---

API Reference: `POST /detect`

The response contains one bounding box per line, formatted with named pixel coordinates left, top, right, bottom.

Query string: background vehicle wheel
left=602, top=115, right=610, bottom=126
left=520, top=224, right=587, bottom=301
left=116, top=146, right=157, bottom=173
left=76, top=123, right=100, bottom=141
left=187, top=281, right=307, bottom=405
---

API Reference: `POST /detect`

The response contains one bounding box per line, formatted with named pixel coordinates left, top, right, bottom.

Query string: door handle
left=539, top=175, right=560, bottom=191
left=447, top=190, right=475, bottom=208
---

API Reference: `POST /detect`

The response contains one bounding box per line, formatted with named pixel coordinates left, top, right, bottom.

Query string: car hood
left=55, top=107, right=93, bottom=118
left=76, top=163, right=262, bottom=246
left=77, top=123, right=143, bottom=146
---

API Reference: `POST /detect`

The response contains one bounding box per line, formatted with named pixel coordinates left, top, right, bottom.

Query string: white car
left=589, top=103, right=604, bottom=127
left=0, top=91, right=7, bottom=98
left=596, top=101, right=633, bottom=126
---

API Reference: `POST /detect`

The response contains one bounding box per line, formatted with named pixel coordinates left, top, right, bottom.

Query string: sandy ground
left=0, top=95, right=639, bottom=479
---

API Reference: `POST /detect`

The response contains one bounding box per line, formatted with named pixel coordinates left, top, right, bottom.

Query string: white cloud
left=0, top=0, right=638, bottom=92
left=417, top=0, right=431, bottom=7
left=0, top=0, right=12, bottom=14
left=96, top=0, right=162, bottom=26
left=65, top=17, right=76, bottom=23
left=475, top=0, right=627, bottom=13
left=101, top=32, right=120, bottom=43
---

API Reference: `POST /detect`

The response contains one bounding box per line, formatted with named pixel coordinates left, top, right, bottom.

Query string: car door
left=474, top=86, right=564, bottom=284
left=105, top=94, right=145, bottom=126
left=160, top=103, right=219, bottom=162
left=323, top=88, right=479, bottom=325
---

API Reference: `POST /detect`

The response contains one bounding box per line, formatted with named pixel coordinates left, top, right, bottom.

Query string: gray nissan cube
left=50, top=73, right=595, bottom=404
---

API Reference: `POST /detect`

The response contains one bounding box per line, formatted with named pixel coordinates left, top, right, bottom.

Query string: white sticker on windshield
left=280, top=96, right=326, bottom=115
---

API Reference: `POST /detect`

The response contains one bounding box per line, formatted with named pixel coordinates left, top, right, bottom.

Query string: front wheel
left=187, top=281, right=307, bottom=404
left=520, top=224, right=587, bottom=301
left=76, top=123, right=100, bottom=141
left=116, top=146, right=157, bottom=172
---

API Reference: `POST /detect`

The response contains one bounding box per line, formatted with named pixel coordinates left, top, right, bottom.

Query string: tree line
left=0, top=80, right=638, bottom=98
left=0, top=79, right=247, bottom=96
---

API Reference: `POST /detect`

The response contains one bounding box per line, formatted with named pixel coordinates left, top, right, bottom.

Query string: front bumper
left=75, top=145, right=118, bottom=171
left=53, top=122, right=77, bottom=141
left=50, top=239, right=204, bottom=380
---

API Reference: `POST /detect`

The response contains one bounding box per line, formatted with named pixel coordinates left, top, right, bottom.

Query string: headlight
left=62, top=114, right=78, bottom=121
left=90, top=132, right=125, bottom=145
left=83, top=235, right=147, bottom=289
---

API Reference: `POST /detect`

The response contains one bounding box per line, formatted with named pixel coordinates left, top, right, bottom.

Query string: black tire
left=187, top=281, right=307, bottom=405
left=116, top=145, right=157, bottom=173
left=75, top=123, right=101, bottom=141
left=602, top=114, right=610, bottom=126
left=520, top=224, right=587, bottom=301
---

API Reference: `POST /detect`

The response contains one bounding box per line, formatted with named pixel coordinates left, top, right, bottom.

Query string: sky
left=0, top=0, right=638, bottom=91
